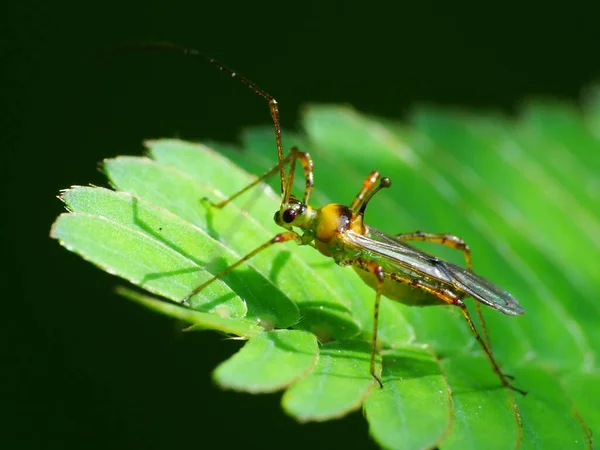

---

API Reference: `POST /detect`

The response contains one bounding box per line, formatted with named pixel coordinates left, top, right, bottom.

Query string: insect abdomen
left=353, top=266, right=446, bottom=307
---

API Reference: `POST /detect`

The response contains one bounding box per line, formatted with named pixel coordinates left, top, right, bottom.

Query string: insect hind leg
left=405, top=277, right=526, bottom=395
left=395, top=231, right=497, bottom=355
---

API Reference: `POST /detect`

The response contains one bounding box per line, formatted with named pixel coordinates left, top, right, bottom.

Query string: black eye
left=282, top=208, right=297, bottom=223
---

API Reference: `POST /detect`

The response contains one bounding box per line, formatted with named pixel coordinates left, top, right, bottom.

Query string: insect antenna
left=91, top=42, right=288, bottom=195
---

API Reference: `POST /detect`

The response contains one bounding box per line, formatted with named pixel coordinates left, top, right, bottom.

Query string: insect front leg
left=282, top=147, right=315, bottom=206
left=205, top=146, right=315, bottom=211
left=182, top=231, right=300, bottom=304
left=203, top=151, right=296, bottom=209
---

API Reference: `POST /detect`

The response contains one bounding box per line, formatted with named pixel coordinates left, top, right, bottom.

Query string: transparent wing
left=345, top=227, right=524, bottom=316
left=347, top=228, right=453, bottom=282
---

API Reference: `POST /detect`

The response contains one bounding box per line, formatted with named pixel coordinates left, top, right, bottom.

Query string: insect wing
left=346, top=227, right=525, bottom=316
left=346, top=227, right=454, bottom=283
left=440, top=261, right=524, bottom=315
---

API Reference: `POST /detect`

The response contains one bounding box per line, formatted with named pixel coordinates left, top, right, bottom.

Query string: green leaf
left=282, top=340, right=378, bottom=422
left=59, top=185, right=297, bottom=327
left=364, top=347, right=452, bottom=450
left=213, top=329, right=319, bottom=393
left=439, top=354, right=522, bottom=449
left=51, top=210, right=247, bottom=319
left=51, top=98, right=598, bottom=449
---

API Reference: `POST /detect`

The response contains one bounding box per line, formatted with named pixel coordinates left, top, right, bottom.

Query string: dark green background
left=3, top=1, right=599, bottom=448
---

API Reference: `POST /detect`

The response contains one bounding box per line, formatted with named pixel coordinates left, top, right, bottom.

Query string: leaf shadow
left=380, top=347, right=444, bottom=381
left=127, top=196, right=300, bottom=325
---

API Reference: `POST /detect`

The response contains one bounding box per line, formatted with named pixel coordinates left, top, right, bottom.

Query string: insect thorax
left=310, top=204, right=364, bottom=257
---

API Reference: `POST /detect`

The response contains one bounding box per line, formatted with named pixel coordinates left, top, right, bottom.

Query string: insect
left=129, top=43, right=526, bottom=394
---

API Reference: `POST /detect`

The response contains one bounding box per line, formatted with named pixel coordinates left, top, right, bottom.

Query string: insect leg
left=282, top=147, right=315, bottom=206
left=368, top=262, right=385, bottom=388
left=208, top=146, right=314, bottom=210
left=207, top=151, right=295, bottom=209
left=349, top=172, right=392, bottom=216
left=395, top=231, right=499, bottom=360
left=342, top=257, right=385, bottom=388
left=350, top=171, right=380, bottom=211
left=182, top=231, right=300, bottom=303
left=403, top=278, right=526, bottom=395
left=455, top=300, right=526, bottom=395
left=395, top=231, right=473, bottom=269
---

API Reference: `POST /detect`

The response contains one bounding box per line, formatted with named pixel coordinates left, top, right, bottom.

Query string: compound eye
left=282, top=208, right=297, bottom=224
